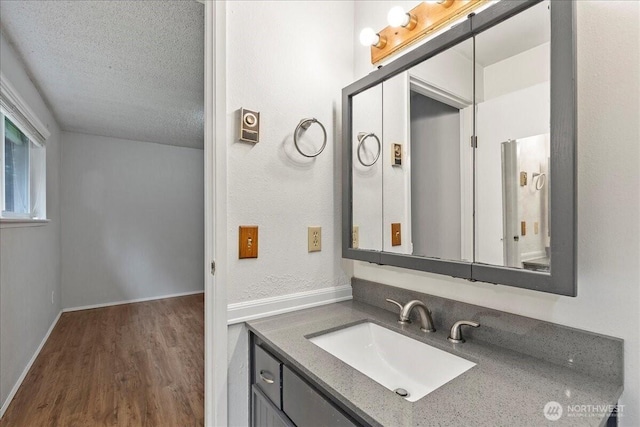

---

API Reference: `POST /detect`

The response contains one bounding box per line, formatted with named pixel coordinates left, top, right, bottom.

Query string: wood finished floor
left=0, top=294, right=204, bottom=427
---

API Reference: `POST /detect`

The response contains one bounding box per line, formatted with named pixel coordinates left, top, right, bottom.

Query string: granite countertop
left=247, top=300, right=623, bottom=427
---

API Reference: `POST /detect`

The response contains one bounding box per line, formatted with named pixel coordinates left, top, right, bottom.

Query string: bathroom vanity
left=247, top=1, right=622, bottom=425
left=251, top=337, right=358, bottom=427
left=247, top=280, right=623, bottom=426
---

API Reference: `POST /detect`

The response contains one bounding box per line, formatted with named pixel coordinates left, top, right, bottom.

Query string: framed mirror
left=342, top=0, right=576, bottom=296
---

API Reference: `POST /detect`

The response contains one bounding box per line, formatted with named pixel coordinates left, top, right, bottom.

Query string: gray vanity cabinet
left=251, top=338, right=361, bottom=427
left=282, top=366, right=357, bottom=427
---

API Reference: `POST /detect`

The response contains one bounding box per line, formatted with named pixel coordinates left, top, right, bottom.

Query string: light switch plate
left=391, top=223, right=401, bottom=246
left=521, top=221, right=527, bottom=236
left=239, top=226, right=258, bottom=258
left=308, top=227, right=321, bottom=252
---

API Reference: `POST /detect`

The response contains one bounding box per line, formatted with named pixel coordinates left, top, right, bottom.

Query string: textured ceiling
left=0, top=1, right=204, bottom=149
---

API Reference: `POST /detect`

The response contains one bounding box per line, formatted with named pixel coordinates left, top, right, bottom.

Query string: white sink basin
left=309, top=322, right=475, bottom=402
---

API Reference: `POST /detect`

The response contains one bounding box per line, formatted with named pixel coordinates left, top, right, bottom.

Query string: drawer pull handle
left=259, top=370, right=275, bottom=384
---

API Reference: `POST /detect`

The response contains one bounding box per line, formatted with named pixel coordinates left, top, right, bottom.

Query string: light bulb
left=387, top=6, right=410, bottom=27
left=359, top=27, right=379, bottom=47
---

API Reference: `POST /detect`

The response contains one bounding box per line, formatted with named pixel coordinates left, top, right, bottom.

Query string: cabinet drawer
left=254, top=344, right=282, bottom=408
left=283, top=366, right=358, bottom=427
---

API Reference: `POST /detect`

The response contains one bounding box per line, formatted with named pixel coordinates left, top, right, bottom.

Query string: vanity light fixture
left=366, top=0, right=487, bottom=64
left=387, top=6, right=418, bottom=30
left=359, top=27, right=387, bottom=49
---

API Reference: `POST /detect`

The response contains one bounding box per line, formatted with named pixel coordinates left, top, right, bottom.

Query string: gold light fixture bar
left=371, top=0, right=488, bottom=64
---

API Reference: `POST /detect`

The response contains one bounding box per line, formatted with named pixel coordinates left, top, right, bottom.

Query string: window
left=1, top=113, right=46, bottom=219
left=0, top=74, right=49, bottom=222
left=3, top=116, right=31, bottom=215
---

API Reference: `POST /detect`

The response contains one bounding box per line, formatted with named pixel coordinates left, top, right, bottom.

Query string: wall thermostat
left=240, top=108, right=260, bottom=143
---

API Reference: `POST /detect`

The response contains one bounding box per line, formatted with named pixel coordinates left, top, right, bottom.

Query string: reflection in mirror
left=352, top=83, right=383, bottom=251
left=381, top=39, right=474, bottom=261
left=475, top=1, right=551, bottom=271
left=382, top=73, right=411, bottom=254
left=502, top=135, right=550, bottom=271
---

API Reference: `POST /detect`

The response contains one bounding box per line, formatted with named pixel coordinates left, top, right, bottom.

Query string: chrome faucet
left=386, top=299, right=436, bottom=333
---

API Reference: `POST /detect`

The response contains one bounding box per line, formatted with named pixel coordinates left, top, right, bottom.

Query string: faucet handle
left=385, top=298, right=404, bottom=311
left=448, top=320, right=480, bottom=344
left=386, top=299, right=413, bottom=325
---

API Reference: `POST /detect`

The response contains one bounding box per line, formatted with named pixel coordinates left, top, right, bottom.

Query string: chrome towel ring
left=533, top=172, right=547, bottom=190
left=294, top=118, right=327, bottom=158
left=356, top=132, right=381, bottom=167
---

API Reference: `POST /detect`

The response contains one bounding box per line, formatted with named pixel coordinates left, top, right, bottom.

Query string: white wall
left=0, top=32, right=62, bottom=413
left=483, top=42, right=550, bottom=101
left=225, top=1, right=354, bottom=424
left=352, top=2, right=640, bottom=424
left=225, top=1, right=353, bottom=305
left=60, top=132, right=204, bottom=308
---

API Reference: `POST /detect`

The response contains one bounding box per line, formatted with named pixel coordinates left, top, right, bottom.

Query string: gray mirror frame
left=342, top=0, right=577, bottom=296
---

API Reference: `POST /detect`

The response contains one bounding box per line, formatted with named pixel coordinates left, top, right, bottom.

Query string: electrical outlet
left=239, top=226, right=259, bottom=259
left=308, top=226, right=321, bottom=252
left=352, top=226, right=359, bottom=249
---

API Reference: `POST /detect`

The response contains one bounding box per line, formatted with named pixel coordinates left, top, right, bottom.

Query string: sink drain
left=394, top=388, right=409, bottom=397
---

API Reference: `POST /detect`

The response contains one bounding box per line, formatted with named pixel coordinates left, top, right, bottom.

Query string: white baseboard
left=62, top=290, right=204, bottom=313
left=227, top=285, right=352, bottom=325
left=0, top=310, right=62, bottom=419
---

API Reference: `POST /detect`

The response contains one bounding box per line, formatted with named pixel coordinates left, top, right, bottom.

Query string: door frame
left=204, top=1, right=228, bottom=426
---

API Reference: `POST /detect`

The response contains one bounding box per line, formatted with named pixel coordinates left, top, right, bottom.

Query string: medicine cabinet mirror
left=342, top=0, right=576, bottom=296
